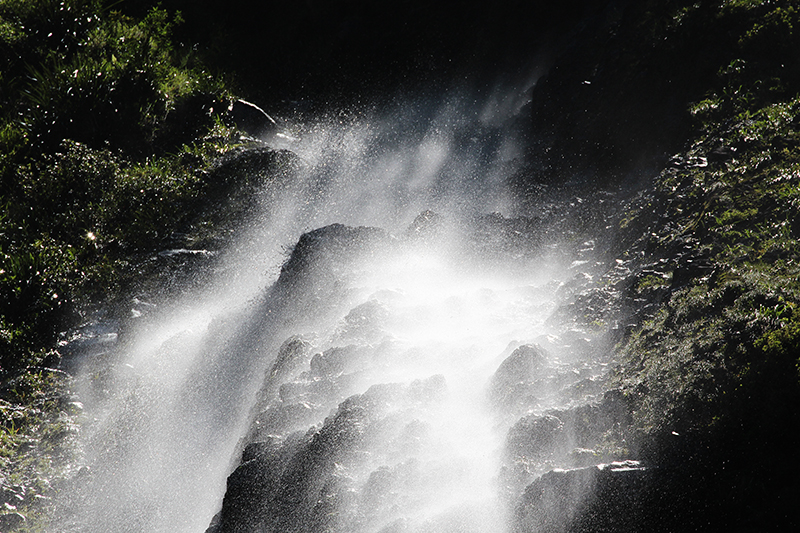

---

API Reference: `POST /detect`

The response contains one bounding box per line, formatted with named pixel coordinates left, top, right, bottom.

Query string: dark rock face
left=512, top=461, right=650, bottom=533
left=210, top=377, right=448, bottom=533
left=506, top=414, right=565, bottom=462
left=277, top=223, right=392, bottom=292
left=266, top=223, right=394, bottom=327
left=268, top=336, right=315, bottom=383
left=510, top=455, right=800, bottom=533
left=500, top=390, right=635, bottom=499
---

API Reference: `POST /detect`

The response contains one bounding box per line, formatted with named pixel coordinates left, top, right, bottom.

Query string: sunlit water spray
left=62, top=88, right=585, bottom=533
left=316, top=247, right=559, bottom=533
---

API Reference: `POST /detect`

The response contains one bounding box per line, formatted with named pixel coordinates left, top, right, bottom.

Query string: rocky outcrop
left=209, top=376, right=449, bottom=533
left=512, top=461, right=650, bottom=533
left=489, top=344, right=548, bottom=408
left=210, top=215, right=611, bottom=533
left=276, top=223, right=392, bottom=292
left=500, top=390, right=634, bottom=498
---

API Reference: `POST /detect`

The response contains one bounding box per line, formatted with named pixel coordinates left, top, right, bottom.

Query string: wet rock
left=568, top=448, right=604, bottom=467
left=490, top=344, right=548, bottom=407
left=362, top=466, right=401, bottom=518
left=215, top=372, right=450, bottom=533
left=502, top=389, right=634, bottom=494
left=278, top=379, right=338, bottom=406
left=275, top=224, right=392, bottom=300
left=669, top=154, right=708, bottom=169
left=512, top=461, right=649, bottom=533
left=215, top=393, right=377, bottom=533
left=671, top=254, right=715, bottom=288
left=212, top=431, right=310, bottom=533
left=244, top=337, right=318, bottom=442
left=241, top=437, right=282, bottom=463
left=258, top=223, right=397, bottom=333
left=268, top=336, right=315, bottom=383
left=336, top=300, right=390, bottom=342
left=552, top=390, right=631, bottom=446
left=506, top=414, right=566, bottom=461
left=309, top=345, right=372, bottom=379
left=0, top=511, right=26, bottom=531
left=389, top=418, right=433, bottom=456
left=405, top=210, right=443, bottom=241
left=406, top=374, right=447, bottom=405
left=250, top=402, right=320, bottom=439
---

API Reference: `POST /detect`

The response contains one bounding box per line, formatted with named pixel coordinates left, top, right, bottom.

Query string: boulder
left=250, top=402, right=320, bottom=440
left=213, top=374, right=450, bottom=533
left=258, top=224, right=394, bottom=330
left=275, top=223, right=392, bottom=295
left=547, top=390, right=633, bottom=456
left=309, top=344, right=377, bottom=380
left=268, top=336, right=315, bottom=382
left=214, top=393, right=377, bottom=533
left=501, top=390, right=635, bottom=495
left=506, top=413, right=566, bottom=462
left=405, top=209, right=443, bottom=241
left=336, top=299, right=390, bottom=342
left=489, top=344, right=548, bottom=406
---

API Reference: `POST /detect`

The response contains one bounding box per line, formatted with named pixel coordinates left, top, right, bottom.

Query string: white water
left=63, top=88, right=589, bottom=533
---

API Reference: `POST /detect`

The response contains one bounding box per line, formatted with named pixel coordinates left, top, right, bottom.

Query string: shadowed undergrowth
left=0, top=1, right=271, bottom=528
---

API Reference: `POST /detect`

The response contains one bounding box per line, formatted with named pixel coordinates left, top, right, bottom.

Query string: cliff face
left=521, top=2, right=800, bottom=527
left=521, top=0, right=800, bottom=423
left=523, top=1, right=800, bottom=528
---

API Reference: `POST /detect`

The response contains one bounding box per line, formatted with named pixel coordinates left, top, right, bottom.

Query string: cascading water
left=61, top=87, right=613, bottom=533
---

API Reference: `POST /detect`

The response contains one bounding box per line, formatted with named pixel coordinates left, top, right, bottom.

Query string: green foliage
left=611, top=3, right=800, bottom=462
left=636, top=274, right=670, bottom=292
left=689, top=0, right=800, bottom=127
left=739, top=3, right=797, bottom=47
left=618, top=259, right=800, bottom=442
left=0, top=0, right=224, bottom=156
left=0, top=3, right=241, bottom=526
left=1, top=367, right=80, bottom=531
left=755, top=306, right=800, bottom=376
left=0, top=0, right=235, bottom=378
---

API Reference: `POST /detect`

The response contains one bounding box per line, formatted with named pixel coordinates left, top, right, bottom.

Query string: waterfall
left=62, top=86, right=608, bottom=533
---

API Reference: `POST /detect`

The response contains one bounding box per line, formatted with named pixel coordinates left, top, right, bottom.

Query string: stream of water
left=62, top=88, right=602, bottom=533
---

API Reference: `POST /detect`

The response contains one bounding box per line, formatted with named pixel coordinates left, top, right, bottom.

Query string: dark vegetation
left=547, top=1, right=800, bottom=527
left=0, top=1, right=268, bottom=527
left=1, top=0, right=800, bottom=530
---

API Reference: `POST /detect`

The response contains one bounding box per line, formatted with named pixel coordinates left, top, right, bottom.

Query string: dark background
left=123, top=1, right=599, bottom=105
left=120, top=0, right=705, bottom=186
left=118, top=0, right=800, bottom=186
